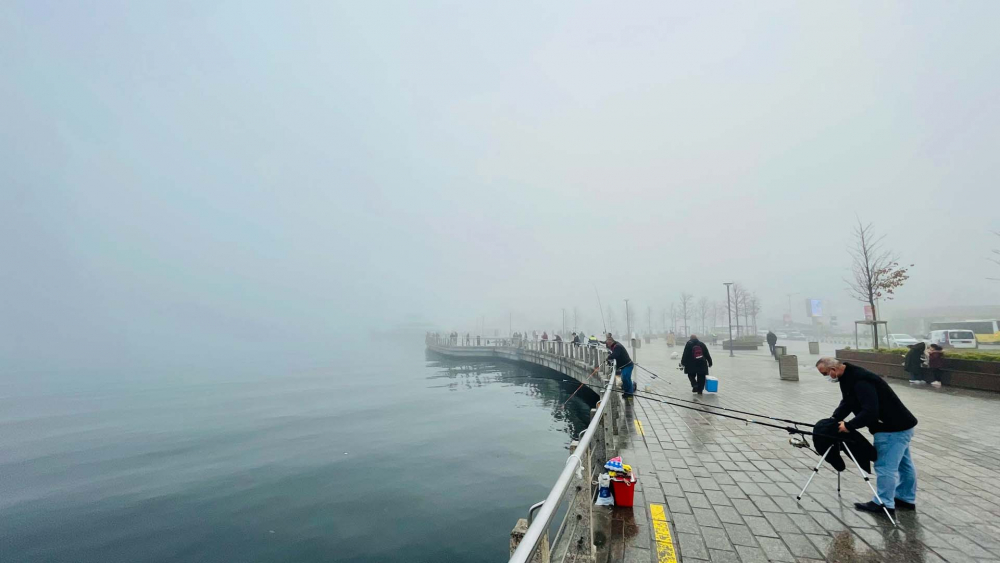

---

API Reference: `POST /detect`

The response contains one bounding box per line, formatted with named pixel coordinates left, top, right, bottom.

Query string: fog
left=3, top=2, right=999, bottom=375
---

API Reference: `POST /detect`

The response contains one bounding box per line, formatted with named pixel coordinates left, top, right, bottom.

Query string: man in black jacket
left=766, top=331, right=778, bottom=356
left=816, top=357, right=918, bottom=517
left=681, top=335, right=713, bottom=394
left=605, top=334, right=635, bottom=398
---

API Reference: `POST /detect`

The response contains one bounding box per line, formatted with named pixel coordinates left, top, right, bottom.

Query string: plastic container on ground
left=704, top=376, right=719, bottom=393
left=611, top=476, right=636, bottom=507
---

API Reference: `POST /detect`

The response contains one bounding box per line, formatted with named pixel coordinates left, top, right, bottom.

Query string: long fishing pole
left=573, top=380, right=815, bottom=430
left=562, top=365, right=601, bottom=408
left=627, top=376, right=811, bottom=427
left=587, top=384, right=838, bottom=438
left=594, top=285, right=607, bottom=334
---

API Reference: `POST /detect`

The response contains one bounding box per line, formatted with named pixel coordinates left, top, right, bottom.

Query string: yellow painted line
left=649, top=504, right=677, bottom=563
left=634, top=419, right=644, bottom=435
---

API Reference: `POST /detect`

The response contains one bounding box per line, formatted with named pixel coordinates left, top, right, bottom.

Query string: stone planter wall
left=835, top=349, right=1000, bottom=393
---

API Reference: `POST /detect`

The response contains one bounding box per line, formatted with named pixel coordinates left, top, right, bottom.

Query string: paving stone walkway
left=606, top=340, right=1000, bottom=563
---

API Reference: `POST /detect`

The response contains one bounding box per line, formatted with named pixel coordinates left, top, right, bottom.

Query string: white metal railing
left=425, top=333, right=617, bottom=561
left=508, top=361, right=616, bottom=563
left=425, top=334, right=610, bottom=366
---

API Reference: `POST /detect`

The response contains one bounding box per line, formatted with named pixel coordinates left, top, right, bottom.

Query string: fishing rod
left=630, top=363, right=812, bottom=427
left=588, top=385, right=839, bottom=447
left=577, top=381, right=824, bottom=438
left=593, top=285, right=607, bottom=334
left=562, top=365, right=602, bottom=408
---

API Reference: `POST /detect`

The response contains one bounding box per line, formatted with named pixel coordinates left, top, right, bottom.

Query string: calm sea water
left=0, top=340, right=597, bottom=562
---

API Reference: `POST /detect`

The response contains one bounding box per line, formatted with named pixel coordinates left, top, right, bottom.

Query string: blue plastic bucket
left=705, top=377, right=719, bottom=393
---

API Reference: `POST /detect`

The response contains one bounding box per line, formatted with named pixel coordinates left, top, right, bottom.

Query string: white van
left=929, top=329, right=978, bottom=349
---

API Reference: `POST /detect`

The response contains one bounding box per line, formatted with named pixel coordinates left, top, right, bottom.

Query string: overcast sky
left=3, top=2, right=999, bottom=373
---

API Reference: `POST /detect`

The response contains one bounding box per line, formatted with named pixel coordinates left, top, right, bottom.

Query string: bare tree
left=679, top=292, right=693, bottom=335
left=669, top=303, right=677, bottom=334
left=990, top=231, right=1000, bottom=281
left=742, top=290, right=751, bottom=334
left=697, top=297, right=710, bottom=334
left=730, top=284, right=744, bottom=337
left=748, top=293, right=761, bottom=334
left=845, top=220, right=912, bottom=348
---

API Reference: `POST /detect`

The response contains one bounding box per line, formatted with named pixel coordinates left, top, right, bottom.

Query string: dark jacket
left=766, top=332, right=777, bottom=345
left=832, top=363, right=918, bottom=434
left=904, top=343, right=925, bottom=375
left=606, top=341, right=633, bottom=368
left=928, top=349, right=944, bottom=369
left=812, top=418, right=877, bottom=473
left=680, top=339, right=713, bottom=376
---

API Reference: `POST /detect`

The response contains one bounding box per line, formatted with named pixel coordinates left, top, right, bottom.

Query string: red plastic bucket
left=611, top=478, right=636, bottom=507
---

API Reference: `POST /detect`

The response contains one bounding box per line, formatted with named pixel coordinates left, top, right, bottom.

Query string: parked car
left=787, top=332, right=807, bottom=341
left=883, top=334, right=920, bottom=347
left=929, top=329, right=978, bottom=349
left=776, top=332, right=788, bottom=339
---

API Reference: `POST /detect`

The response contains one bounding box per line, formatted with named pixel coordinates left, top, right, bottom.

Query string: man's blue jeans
left=871, top=428, right=917, bottom=509
left=620, top=365, right=635, bottom=395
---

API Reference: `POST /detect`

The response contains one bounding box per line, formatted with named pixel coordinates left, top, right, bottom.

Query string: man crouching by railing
left=605, top=333, right=635, bottom=398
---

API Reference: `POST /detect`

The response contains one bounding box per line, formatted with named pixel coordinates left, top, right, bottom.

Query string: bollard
left=778, top=355, right=800, bottom=381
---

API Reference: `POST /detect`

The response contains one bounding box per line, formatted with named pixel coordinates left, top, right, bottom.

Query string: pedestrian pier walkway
left=428, top=337, right=1000, bottom=563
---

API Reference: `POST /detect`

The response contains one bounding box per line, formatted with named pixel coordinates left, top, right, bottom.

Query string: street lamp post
left=724, top=283, right=735, bottom=357
left=625, top=298, right=635, bottom=362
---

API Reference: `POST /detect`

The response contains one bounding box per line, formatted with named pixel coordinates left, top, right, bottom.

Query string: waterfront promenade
left=610, top=340, right=1000, bottom=563
left=430, top=337, right=1000, bottom=563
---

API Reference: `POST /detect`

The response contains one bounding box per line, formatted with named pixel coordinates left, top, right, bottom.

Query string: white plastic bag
left=595, top=473, right=614, bottom=506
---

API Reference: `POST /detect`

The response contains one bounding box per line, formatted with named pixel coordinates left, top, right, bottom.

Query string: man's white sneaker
left=930, top=381, right=942, bottom=388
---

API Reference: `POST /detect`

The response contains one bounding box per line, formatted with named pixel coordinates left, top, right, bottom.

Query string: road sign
left=864, top=305, right=874, bottom=321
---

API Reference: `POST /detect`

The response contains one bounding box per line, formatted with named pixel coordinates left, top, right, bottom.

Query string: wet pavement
left=607, top=339, right=1000, bottom=563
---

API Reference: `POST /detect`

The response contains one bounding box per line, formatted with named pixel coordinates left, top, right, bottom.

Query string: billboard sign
left=805, top=299, right=822, bottom=318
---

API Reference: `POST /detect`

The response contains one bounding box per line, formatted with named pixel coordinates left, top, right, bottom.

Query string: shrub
left=850, top=347, right=1000, bottom=362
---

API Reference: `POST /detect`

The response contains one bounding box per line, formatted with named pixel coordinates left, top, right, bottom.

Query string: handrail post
left=510, top=519, right=549, bottom=563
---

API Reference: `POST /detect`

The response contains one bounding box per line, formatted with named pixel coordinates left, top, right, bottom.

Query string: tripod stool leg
left=797, top=445, right=833, bottom=501
left=842, top=443, right=897, bottom=527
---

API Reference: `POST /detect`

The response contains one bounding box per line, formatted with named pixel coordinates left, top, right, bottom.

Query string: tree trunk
left=869, top=297, right=879, bottom=349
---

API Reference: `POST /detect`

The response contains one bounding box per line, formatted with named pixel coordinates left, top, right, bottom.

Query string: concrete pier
left=429, top=335, right=1000, bottom=562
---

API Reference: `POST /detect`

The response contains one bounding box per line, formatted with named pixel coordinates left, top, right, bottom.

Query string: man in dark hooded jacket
left=681, top=335, right=713, bottom=394
left=904, top=343, right=926, bottom=384
left=815, top=357, right=918, bottom=517
left=766, top=331, right=778, bottom=356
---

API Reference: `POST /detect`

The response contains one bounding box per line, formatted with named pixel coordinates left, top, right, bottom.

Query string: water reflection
left=424, top=351, right=597, bottom=442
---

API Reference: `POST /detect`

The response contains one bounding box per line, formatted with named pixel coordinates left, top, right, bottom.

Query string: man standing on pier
left=815, top=357, right=918, bottom=517
left=681, top=334, right=713, bottom=395
left=605, top=334, right=635, bottom=398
